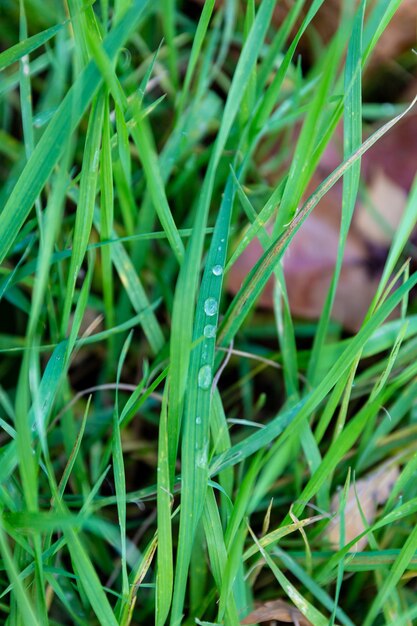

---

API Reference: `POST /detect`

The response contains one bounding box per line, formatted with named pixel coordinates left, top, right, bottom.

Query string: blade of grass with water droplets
left=170, top=176, right=236, bottom=625
left=167, top=0, right=277, bottom=518
left=100, top=94, right=115, bottom=344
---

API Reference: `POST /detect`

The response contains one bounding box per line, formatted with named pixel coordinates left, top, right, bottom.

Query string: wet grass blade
left=170, top=175, right=236, bottom=625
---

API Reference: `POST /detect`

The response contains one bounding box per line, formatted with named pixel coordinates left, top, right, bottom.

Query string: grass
left=1, top=0, right=417, bottom=624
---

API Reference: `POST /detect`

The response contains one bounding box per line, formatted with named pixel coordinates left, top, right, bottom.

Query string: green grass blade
left=364, top=524, right=417, bottom=626
left=248, top=526, right=329, bottom=625
left=113, top=333, right=132, bottom=609
left=0, top=22, right=63, bottom=71
left=177, top=0, right=216, bottom=114
left=156, top=385, right=173, bottom=626
left=0, top=523, right=40, bottom=626
left=60, top=92, right=104, bottom=335
left=170, top=175, right=236, bottom=625
left=307, top=0, right=365, bottom=383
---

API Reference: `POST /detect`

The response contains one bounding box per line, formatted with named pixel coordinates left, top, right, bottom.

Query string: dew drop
left=212, top=264, right=223, bottom=276
left=92, top=149, right=100, bottom=170
left=204, top=298, right=218, bottom=316
left=196, top=416, right=202, bottom=425
left=220, top=238, right=225, bottom=243
left=204, top=324, right=216, bottom=338
left=196, top=444, right=208, bottom=468
left=198, top=364, right=212, bottom=390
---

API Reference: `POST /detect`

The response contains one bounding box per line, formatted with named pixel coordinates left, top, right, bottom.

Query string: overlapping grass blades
left=1, top=0, right=417, bottom=624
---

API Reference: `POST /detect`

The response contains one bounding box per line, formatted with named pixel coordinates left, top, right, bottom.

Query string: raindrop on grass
left=198, top=365, right=212, bottom=390
left=204, top=324, right=216, bottom=338
left=212, top=265, right=223, bottom=276
left=204, top=298, right=218, bottom=316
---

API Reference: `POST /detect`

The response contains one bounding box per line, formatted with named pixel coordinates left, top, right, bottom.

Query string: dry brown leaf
left=241, top=599, right=312, bottom=626
left=283, top=212, right=381, bottom=331
left=227, top=209, right=382, bottom=332
left=324, top=464, right=400, bottom=551
left=229, top=106, right=416, bottom=331
left=361, top=113, right=417, bottom=194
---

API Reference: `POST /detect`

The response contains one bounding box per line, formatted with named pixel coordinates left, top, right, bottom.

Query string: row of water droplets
left=195, top=244, right=226, bottom=468
left=197, top=241, right=225, bottom=393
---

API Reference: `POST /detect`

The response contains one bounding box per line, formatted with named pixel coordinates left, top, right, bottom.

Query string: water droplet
left=92, top=149, right=100, bottom=170
left=204, top=324, right=216, bottom=338
left=196, top=416, right=202, bottom=425
left=22, top=58, right=30, bottom=76
left=220, top=238, right=225, bottom=243
left=217, top=246, right=222, bottom=251
left=198, top=365, right=212, bottom=390
left=204, top=298, right=218, bottom=316
left=196, top=444, right=208, bottom=468
left=212, top=264, right=223, bottom=276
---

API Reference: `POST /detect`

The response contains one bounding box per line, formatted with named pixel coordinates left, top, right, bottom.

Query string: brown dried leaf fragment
left=325, top=464, right=400, bottom=551
left=241, top=599, right=313, bottom=625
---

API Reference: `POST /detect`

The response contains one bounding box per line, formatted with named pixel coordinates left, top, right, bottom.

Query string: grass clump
left=1, top=1, right=417, bottom=624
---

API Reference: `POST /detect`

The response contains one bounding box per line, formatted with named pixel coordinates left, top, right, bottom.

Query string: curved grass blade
left=248, top=526, right=329, bottom=626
